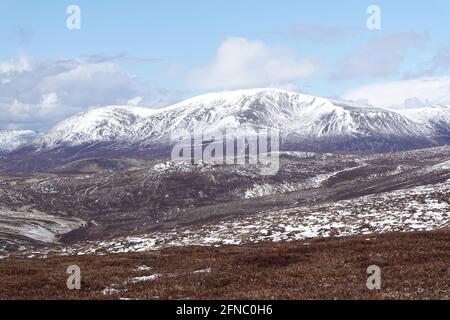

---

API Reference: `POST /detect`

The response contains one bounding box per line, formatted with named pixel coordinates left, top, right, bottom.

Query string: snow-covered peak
left=135, top=88, right=429, bottom=145
left=135, top=89, right=323, bottom=143
left=399, top=105, right=450, bottom=133
left=34, top=106, right=158, bottom=149
left=161, top=88, right=302, bottom=107
left=0, top=130, right=39, bottom=154
left=157, top=88, right=329, bottom=115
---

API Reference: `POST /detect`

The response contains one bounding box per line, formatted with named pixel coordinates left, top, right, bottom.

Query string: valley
left=0, top=146, right=448, bottom=257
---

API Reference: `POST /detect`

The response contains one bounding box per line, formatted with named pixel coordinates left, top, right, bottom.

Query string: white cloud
left=0, top=55, right=181, bottom=130
left=332, top=32, right=428, bottom=80
left=7, top=93, right=59, bottom=118
left=188, top=37, right=318, bottom=90
left=127, top=96, right=143, bottom=106
left=343, top=76, right=450, bottom=107
left=0, top=55, right=32, bottom=74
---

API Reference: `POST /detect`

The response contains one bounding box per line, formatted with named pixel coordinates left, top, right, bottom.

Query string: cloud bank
left=343, top=76, right=450, bottom=108
left=0, top=55, right=180, bottom=130
left=188, top=37, right=318, bottom=90
left=332, top=32, right=429, bottom=80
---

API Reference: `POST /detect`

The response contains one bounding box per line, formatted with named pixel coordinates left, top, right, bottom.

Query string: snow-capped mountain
left=9, top=89, right=450, bottom=157
left=399, top=105, right=450, bottom=136
left=134, top=89, right=431, bottom=148
left=0, top=130, right=39, bottom=155
left=33, top=106, right=157, bottom=150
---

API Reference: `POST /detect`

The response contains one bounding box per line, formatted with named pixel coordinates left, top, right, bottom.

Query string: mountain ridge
left=0, top=130, right=40, bottom=155
left=1, top=89, right=450, bottom=169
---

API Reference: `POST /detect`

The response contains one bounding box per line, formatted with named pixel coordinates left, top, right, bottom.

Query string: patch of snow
left=102, top=288, right=121, bottom=295
left=26, top=179, right=450, bottom=257
left=134, top=265, right=152, bottom=272
left=243, top=173, right=333, bottom=199
left=193, top=268, right=212, bottom=274
left=129, top=274, right=161, bottom=283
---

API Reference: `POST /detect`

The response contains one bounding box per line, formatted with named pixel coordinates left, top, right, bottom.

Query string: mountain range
left=1, top=89, right=450, bottom=171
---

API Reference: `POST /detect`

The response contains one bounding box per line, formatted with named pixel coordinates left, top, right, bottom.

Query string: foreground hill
left=1, top=230, right=448, bottom=300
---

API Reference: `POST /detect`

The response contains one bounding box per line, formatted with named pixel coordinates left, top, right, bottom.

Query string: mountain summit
left=133, top=88, right=435, bottom=150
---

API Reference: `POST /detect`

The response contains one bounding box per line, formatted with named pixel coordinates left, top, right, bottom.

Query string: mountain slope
left=33, top=106, right=157, bottom=149
left=0, top=130, right=39, bottom=155
left=399, top=105, right=450, bottom=136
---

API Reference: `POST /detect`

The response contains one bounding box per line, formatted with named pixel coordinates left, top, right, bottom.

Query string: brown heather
left=0, top=230, right=448, bottom=300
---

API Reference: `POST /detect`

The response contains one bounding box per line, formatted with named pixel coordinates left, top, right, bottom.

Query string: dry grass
left=0, top=230, right=448, bottom=300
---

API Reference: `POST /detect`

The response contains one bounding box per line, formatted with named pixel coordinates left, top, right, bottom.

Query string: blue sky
left=1, top=0, right=450, bottom=130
